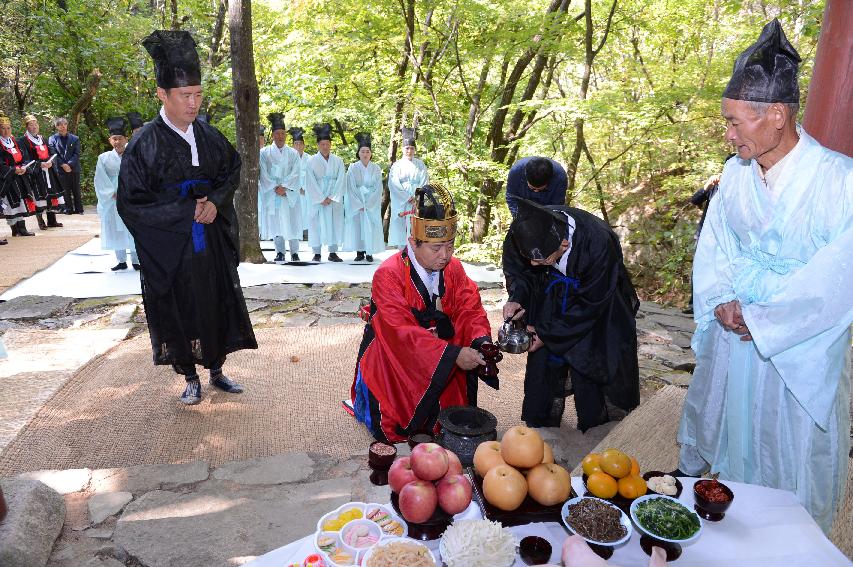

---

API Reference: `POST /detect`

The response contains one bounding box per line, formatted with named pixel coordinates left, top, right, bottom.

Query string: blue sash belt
left=165, top=179, right=211, bottom=253
left=545, top=271, right=580, bottom=315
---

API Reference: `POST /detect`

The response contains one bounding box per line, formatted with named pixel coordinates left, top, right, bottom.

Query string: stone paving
left=0, top=280, right=706, bottom=566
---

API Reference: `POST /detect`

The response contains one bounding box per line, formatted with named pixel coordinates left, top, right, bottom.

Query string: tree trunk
left=209, top=0, right=228, bottom=68
left=68, top=68, right=102, bottom=133
left=228, top=0, right=264, bottom=263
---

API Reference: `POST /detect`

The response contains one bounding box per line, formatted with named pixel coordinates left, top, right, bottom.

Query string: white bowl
left=362, top=537, right=435, bottom=567
left=629, top=494, right=703, bottom=544
left=561, top=496, right=632, bottom=547
left=438, top=522, right=517, bottom=567
left=316, top=502, right=367, bottom=534
left=340, top=519, right=383, bottom=553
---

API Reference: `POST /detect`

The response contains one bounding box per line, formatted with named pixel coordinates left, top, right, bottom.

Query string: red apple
left=388, top=457, right=418, bottom=494
left=445, top=450, right=463, bottom=476
left=398, top=480, right=438, bottom=523
left=436, top=474, right=472, bottom=515
left=410, top=443, right=449, bottom=481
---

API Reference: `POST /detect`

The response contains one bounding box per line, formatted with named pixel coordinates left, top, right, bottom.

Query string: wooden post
left=802, top=0, right=853, bottom=157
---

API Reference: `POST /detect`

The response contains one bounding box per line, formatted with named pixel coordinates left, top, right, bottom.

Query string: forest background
left=0, top=0, right=824, bottom=306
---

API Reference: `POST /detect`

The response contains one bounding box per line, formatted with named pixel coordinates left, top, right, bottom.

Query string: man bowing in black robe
left=118, top=30, right=257, bottom=405
left=502, top=199, right=640, bottom=431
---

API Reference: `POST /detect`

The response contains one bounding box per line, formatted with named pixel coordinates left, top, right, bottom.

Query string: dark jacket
left=48, top=132, right=80, bottom=169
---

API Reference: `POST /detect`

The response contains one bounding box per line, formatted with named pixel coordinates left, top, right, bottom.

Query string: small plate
left=561, top=496, right=632, bottom=547
left=630, top=494, right=703, bottom=544
left=642, top=471, right=683, bottom=499
left=362, top=537, right=435, bottom=567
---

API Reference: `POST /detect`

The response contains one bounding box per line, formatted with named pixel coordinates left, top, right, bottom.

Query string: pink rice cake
left=343, top=525, right=378, bottom=548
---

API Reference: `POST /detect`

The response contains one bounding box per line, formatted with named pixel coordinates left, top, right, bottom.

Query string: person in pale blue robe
left=677, top=19, right=852, bottom=533
left=259, top=113, right=302, bottom=262
left=343, top=132, right=385, bottom=261
left=289, top=127, right=311, bottom=233
left=304, top=123, right=346, bottom=262
left=387, top=127, right=428, bottom=248
left=94, top=117, right=138, bottom=271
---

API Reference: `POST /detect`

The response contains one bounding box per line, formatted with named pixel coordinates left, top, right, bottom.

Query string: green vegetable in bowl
left=635, top=498, right=700, bottom=540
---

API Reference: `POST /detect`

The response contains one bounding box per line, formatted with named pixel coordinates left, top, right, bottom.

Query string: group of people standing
left=0, top=114, right=86, bottom=245
left=258, top=118, right=428, bottom=263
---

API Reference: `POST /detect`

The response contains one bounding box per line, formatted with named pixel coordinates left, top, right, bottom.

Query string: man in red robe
left=350, top=184, right=494, bottom=443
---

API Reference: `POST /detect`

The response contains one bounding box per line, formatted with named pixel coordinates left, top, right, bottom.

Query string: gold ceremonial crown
left=411, top=184, right=458, bottom=243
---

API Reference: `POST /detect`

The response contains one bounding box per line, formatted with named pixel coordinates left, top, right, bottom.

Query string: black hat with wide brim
left=288, top=127, right=305, bottom=142
left=355, top=132, right=372, bottom=150
left=511, top=198, right=567, bottom=261
left=142, top=30, right=202, bottom=89
left=723, top=18, right=801, bottom=103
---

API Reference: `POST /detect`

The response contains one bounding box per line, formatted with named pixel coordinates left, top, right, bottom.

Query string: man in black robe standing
left=118, top=30, right=257, bottom=405
left=502, top=199, right=640, bottom=431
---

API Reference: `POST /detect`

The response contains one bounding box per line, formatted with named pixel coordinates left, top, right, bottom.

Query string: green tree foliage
left=1, top=0, right=825, bottom=302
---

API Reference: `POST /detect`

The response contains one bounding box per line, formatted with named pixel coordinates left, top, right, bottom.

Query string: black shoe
left=10, top=223, right=18, bottom=237
left=328, top=253, right=343, bottom=262
left=291, top=253, right=300, bottom=261
left=365, top=255, right=373, bottom=263
left=210, top=373, right=244, bottom=393
left=16, top=221, right=34, bottom=236
left=0, top=238, right=7, bottom=245
left=132, top=263, right=141, bottom=271
left=46, top=213, right=63, bottom=228
left=65, top=210, right=74, bottom=216
left=180, top=379, right=202, bottom=405
left=37, top=214, right=47, bottom=230
left=312, top=254, right=322, bottom=262
left=111, top=262, right=128, bottom=271
left=274, top=252, right=286, bottom=263
left=354, top=252, right=365, bottom=262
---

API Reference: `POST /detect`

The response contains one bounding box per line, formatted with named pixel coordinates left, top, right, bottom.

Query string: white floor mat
left=1, top=238, right=503, bottom=300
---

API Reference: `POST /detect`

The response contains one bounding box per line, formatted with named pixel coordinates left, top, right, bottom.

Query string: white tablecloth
left=244, top=477, right=850, bottom=567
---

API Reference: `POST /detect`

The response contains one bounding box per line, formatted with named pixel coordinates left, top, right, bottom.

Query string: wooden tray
left=469, top=467, right=577, bottom=526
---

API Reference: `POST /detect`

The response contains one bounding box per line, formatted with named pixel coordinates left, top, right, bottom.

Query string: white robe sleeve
left=692, top=170, right=741, bottom=328
left=303, top=157, right=325, bottom=205
left=346, top=164, right=367, bottom=211
left=365, top=163, right=383, bottom=211
left=329, top=156, right=347, bottom=204
left=388, top=162, right=410, bottom=209
left=94, top=153, right=116, bottom=213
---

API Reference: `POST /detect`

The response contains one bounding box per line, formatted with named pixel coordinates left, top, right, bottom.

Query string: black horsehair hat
left=401, top=127, right=416, bottom=147
left=355, top=132, right=372, bottom=150
left=512, top=198, right=567, bottom=261
left=723, top=18, right=801, bottom=104
left=268, top=113, right=286, bottom=132
left=126, top=112, right=145, bottom=130
left=313, top=123, right=332, bottom=142
left=106, top=116, right=128, bottom=137
left=288, top=127, right=305, bottom=142
left=142, top=30, right=201, bottom=89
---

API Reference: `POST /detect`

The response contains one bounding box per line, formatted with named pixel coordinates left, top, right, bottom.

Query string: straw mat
left=0, top=315, right=579, bottom=474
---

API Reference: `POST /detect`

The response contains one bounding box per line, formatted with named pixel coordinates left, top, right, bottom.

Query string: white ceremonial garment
left=387, top=156, right=428, bottom=246
left=304, top=152, right=346, bottom=248
left=295, top=150, right=312, bottom=231
left=94, top=149, right=135, bottom=251
left=678, top=129, right=852, bottom=533
left=258, top=143, right=302, bottom=241
left=343, top=160, right=385, bottom=254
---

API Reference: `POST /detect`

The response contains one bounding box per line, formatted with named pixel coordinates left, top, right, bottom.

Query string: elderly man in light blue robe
left=259, top=114, right=302, bottom=262
left=678, top=19, right=852, bottom=533
left=94, top=117, right=138, bottom=271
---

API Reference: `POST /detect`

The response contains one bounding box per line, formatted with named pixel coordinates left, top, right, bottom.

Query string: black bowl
left=368, top=441, right=397, bottom=470
left=407, top=433, right=434, bottom=449
left=693, top=479, right=734, bottom=521
left=519, top=536, right=552, bottom=565
left=642, top=471, right=683, bottom=499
